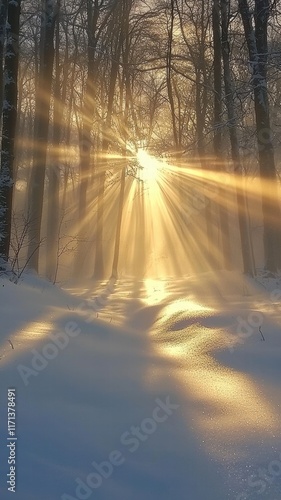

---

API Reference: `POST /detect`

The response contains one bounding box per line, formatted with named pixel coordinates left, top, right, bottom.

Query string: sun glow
left=136, top=149, right=162, bottom=183
left=143, top=279, right=168, bottom=305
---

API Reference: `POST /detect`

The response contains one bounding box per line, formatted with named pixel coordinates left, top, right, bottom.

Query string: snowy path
left=1, top=273, right=281, bottom=499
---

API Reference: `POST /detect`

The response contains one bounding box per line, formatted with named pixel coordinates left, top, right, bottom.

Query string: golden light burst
left=18, top=124, right=281, bottom=280
left=136, top=148, right=163, bottom=183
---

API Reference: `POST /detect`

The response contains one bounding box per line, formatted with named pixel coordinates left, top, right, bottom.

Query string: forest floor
left=1, top=270, right=281, bottom=500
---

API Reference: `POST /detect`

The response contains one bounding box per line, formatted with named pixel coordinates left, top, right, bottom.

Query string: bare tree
left=0, top=0, right=21, bottom=263
left=221, top=0, right=255, bottom=276
left=238, top=0, right=281, bottom=273
left=0, top=0, right=8, bottom=121
left=212, top=0, right=231, bottom=269
left=26, top=0, right=58, bottom=272
left=111, top=0, right=133, bottom=278
left=93, top=1, right=123, bottom=279
left=46, top=0, right=61, bottom=280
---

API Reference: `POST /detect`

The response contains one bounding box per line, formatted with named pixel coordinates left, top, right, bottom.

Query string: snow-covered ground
left=1, top=271, right=281, bottom=499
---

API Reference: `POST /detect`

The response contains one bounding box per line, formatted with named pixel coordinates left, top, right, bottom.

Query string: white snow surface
left=1, top=271, right=281, bottom=500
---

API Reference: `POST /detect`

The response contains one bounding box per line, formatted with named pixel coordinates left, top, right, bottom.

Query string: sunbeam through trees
left=0, top=0, right=281, bottom=281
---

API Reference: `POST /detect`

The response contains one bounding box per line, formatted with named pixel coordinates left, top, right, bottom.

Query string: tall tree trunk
left=0, top=0, right=21, bottom=262
left=93, top=23, right=122, bottom=279
left=73, top=0, right=100, bottom=278
left=212, top=0, right=231, bottom=269
left=0, top=0, right=8, bottom=125
left=166, top=0, right=179, bottom=150
left=238, top=0, right=281, bottom=273
left=78, top=0, right=99, bottom=223
left=221, top=0, right=255, bottom=276
left=195, top=69, right=216, bottom=268
left=111, top=164, right=126, bottom=278
left=27, top=0, right=57, bottom=272
left=46, top=2, right=61, bottom=281
left=111, top=0, right=132, bottom=278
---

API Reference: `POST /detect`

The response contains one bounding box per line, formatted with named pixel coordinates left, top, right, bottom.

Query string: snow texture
left=1, top=271, right=281, bottom=499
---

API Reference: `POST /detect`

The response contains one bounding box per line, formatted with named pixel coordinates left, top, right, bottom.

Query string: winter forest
left=0, top=0, right=280, bottom=280
left=2, top=1, right=281, bottom=500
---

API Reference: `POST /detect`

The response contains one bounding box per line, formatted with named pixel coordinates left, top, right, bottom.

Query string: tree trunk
left=111, top=0, right=132, bottom=278
left=238, top=0, right=281, bottom=273
left=46, top=2, right=61, bottom=281
left=0, top=0, right=8, bottom=125
left=221, top=0, right=255, bottom=276
left=0, top=0, right=21, bottom=262
left=166, top=0, right=179, bottom=150
left=78, top=0, right=99, bottom=222
left=195, top=69, right=216, bottom=268
left=111, top=165, right=126, bottom=278
left=27, top=0, right=57, bottom=272
left=212, top=0, right=231, bottom=269
left=93, top=21, right=122, bottom=279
